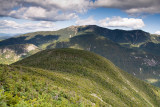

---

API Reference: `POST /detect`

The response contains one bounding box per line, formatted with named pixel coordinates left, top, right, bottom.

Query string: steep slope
left=4, top=48, right=158, bottom=106
left=0, top=25, right=152, bottom=49
left=0, top=34, right=59, bottom=48
left=135, top=34, right=160, bottom=56
left=140, top=42, right=160, bottom=56
left=0, top=25, right=160, bottom=86
left=76, top=25, right=151, bottom=45
left=48, top=32, right=160, bottom=85
left=0, top=44, right=40, bottom=64
left=0, top=27, right=78, bottom=48
left=150, top=34, right=160, bottom=44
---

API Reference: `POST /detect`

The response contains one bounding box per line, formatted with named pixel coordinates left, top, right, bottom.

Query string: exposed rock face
left=0, top=25, right=159, bottom=86
left=143, top=58, right=158, bottom=66
left=25, top=44, right=38, bottom=52
left=0, top=44, right=40, bottom=64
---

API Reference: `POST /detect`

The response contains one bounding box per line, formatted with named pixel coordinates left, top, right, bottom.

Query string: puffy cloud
left=0, top=0, right=92, bottom=21
left=0, top=0, right=160, bottom=22
left=99, top=17, right=145, bottom=29
left=0, top=0, right=160, bottom=21
left=94, top=0, right=160, bottom=14
left=0, top=16, right=145, bottom=34
left=76, top=16, right=145, bottom=29
left=9, top=7, right=78, bottom=21
left=0, top=20, right=19, bottom=29
left=0, top=20, right=56, bottom=34
left=155, top=31, right=160, bottom=35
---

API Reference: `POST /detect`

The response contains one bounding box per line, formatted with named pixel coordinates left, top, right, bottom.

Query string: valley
left=0, top=25, right=159, bottom=86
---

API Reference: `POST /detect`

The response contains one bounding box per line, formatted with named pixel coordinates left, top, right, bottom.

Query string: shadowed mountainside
left=0, top=25, right=160, bottom=86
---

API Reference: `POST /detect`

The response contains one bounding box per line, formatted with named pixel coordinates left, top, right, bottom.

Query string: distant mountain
left=0, top=44, right=40, bottom=64
left=0, top=25, right=160, bottom=86
left=140, top=42, right=160, bottom=55
left=0, top=33, right=12, bottom=36
left=0, top=48, right=155, bottom=106
left=0, top=25, right=152, bottom=47
left=0, top=33, right=19, bottom=40
left=76, top=25, right=151, bottom=45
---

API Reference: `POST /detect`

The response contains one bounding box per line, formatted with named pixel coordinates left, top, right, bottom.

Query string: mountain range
left=0, top=25, right=160, bottom=86
left=0, top=33, right=13, bottom=40
left=1, top=48, right=160, bottom=106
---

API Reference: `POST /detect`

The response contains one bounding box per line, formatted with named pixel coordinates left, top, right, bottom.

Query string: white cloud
left=0, top=20, right=19, bottom=29
left=0, top=0, right=92, bottom=21
left=0, top=20, right=56, bottom=34
left=9, top=6, right=78, bottom=21
left=94, top=0, right=160, bottom=14
left=76, top=16, right=145, bottom=29
left=0, top=0, right=160, bottom=22
left=155, top=31, right=160, bottom=35
left=99, top=17, right=145, bottom=29
left=0, top=16, right=145, bottom=34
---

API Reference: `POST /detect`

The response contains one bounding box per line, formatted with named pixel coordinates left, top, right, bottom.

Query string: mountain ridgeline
left=0, top=25, right=160, bottom=86
left=0, top=48, right=159, bottom=106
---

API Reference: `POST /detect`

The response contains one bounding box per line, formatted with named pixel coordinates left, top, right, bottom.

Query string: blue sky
left=84, top=7, right=160, bottom=33
left=0, top=0, right=160, bottom=34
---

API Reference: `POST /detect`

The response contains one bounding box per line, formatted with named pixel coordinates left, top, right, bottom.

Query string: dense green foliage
left=0, top=65, right=93, bottom=106
left=9, top=48, right=160, bottom=106
left=49, top=32, right=160, bottom=87
left=0, top=25, right=160, bottom=87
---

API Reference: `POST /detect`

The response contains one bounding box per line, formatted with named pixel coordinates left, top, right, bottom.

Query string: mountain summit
left=0, top=25, right=160, bottom=86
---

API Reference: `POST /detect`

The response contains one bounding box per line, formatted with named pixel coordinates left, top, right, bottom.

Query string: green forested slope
left=2, top=48, right=157, bottom=106
left=0, top=25, right=160, bottom=87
